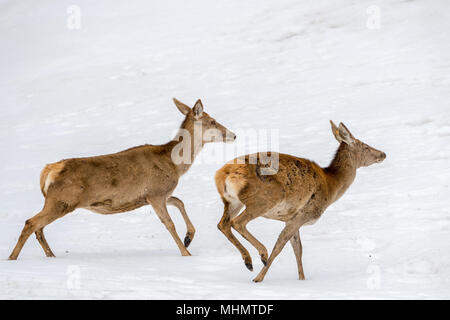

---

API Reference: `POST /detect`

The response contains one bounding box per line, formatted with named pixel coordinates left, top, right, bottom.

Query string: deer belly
left=87, top=196, right=148, bottom=214
left=262, top=201, right=297, bottom=221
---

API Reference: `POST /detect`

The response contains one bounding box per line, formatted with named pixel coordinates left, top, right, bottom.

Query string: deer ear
left=330, top=120, right=342, bottom=143
left=338, top=122, right=355, bottom=144
left=193, top=99, right=204, bottom=119
left=173, top=98, right=190, bottom=115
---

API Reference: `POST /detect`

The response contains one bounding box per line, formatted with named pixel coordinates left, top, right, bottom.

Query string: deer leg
left=253, top=216, right=305, bottom=282
left=35, top=228, right=55, bottom=258
left=231, top=208, right=269, bottom=267
left=289, top=229, right=305, bottom=280
left=167, top=196, right=195, bottom=248
left=9, top=199, right=72, bottom=260
left=149, top=198, right=191, bottom=256
left=217, top=200, right=254, bottom=271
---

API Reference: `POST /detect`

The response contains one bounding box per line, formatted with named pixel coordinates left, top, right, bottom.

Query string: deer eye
left=211, top=120, right=216, bottom=125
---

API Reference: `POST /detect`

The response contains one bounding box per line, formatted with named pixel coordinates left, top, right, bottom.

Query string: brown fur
left=215, top=121, right=386, bottom=282
left=9, top=98, right=236, bottom=260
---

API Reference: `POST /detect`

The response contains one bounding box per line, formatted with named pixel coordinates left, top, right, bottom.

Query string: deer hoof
left=245, top=263, right=253, bottom=271
left=181, top=250, right=191, bottom=256
left=45, top=251, right=56, bottom=258
left=184, top=236, right=192, bottom=248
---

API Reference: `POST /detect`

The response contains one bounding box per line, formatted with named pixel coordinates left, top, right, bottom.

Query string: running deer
left=215, top=121, right=385, bottom=282
left=9, top=98, right=236, bottom=260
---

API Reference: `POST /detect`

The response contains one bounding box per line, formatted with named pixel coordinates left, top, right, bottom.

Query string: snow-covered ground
left=1, top=0, right=449, bottom=299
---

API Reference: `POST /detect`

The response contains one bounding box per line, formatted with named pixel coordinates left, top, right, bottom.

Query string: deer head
left=173, top=98, right=236, bottom=144
left=330, top=120, right=386, bottom=168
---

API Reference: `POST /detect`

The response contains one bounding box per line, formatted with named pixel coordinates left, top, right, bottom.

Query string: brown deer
left=9, top=98, right=236, bottom=260
left=215, top=121, right=385, bottom=282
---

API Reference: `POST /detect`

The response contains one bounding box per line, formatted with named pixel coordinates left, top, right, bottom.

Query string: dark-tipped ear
left=173, top=98, right=190, bottom=115
left=330, top=120, right=342, bottom=143
left=193, top=99, right=203, bottom=119
left=338, top=122, right=355, bottom=144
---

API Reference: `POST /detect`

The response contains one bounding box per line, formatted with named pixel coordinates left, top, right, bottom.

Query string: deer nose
left=224, top=131, right=236, bottom=143
left=227, top=131, right=236, bottom=140
left=380, top=152, right=386, bottom=161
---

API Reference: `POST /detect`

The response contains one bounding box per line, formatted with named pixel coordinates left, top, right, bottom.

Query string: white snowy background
left=1, top=0, right=449, bottom=299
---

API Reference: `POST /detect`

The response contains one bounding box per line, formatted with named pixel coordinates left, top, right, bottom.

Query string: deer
left=215, top=121, right=386, bottom=282
left=9, top=98, right=236, bottom=260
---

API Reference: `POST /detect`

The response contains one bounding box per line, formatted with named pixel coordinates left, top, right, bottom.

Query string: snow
left=1, top=0, right=449, bottom=299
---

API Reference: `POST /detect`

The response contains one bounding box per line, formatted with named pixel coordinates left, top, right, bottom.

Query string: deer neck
left=167, top=116, right=204, bottom=176
left=324, top=143, right=357, bottom=203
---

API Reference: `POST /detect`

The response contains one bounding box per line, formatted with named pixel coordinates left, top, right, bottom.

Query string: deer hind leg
left=9, top=199, right=74, bottom=260
left=289, top=229, right=305, bottom=280
left=217, top=200, right=254, bottom=270
left=35, top=228, right=55, bottom=257
left=253, top=215, right=306, bottom=283
left=231, top=206, right=269, bottom=267
left=167, top=196, right=195, bottom=248
left=149, top=197, right=191, bottom=256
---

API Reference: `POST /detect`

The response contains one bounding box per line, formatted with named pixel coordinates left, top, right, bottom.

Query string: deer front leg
left=253, top=216, right=305, bottom=283
left=149, top=197, right=191, bottom=256
left=289, top=229, right=305, bottom=280
left=167, top=196, right=195, bottom=248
